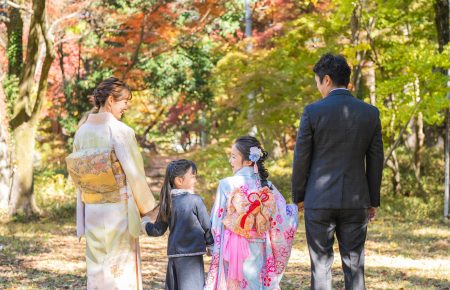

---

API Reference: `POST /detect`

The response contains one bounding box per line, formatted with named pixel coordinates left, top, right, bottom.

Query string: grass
left=1, top=204, right=449, bottom=289
left=2, top=151, right=448, bottom=289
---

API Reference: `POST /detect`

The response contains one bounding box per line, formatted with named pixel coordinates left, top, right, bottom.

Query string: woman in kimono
left=205, top=136, right=298, bottom=290
left=68, top=77, right=156, bottom=289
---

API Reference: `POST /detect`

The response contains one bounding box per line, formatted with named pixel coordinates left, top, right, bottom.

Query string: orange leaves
left=91, top=1, right=226, bottom=86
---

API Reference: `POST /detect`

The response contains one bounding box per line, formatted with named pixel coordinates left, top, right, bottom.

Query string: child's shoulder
left=180, top=192, right=204, bottom=203
left=217, top=175, right=252, bottom=193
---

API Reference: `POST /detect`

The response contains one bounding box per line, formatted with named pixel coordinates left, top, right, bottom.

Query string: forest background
left=0, top=0, right=449, bottom=289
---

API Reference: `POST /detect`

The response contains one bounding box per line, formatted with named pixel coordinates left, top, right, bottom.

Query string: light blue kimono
left=205, top=167, right=298, bottom=290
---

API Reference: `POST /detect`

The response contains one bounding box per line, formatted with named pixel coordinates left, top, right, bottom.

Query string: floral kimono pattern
left=205, top=167, right=298, bottom=290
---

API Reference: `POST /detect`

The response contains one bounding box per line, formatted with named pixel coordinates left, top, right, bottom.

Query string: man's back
left=292, top=89, right=383, bottom=209
left=292, top=53, right=384, bottom=290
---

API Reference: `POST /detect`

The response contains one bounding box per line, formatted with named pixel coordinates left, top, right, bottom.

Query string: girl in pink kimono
left=205, top=136, right=298, bottom=290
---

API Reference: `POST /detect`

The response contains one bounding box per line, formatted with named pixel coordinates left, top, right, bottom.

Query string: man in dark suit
left=292, top=53, right=384, bottom=290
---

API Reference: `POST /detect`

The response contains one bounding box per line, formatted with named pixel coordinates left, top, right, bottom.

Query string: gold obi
left=223, top=186, right=277, bottom=238
left=66, top=148, right=126, bottom=204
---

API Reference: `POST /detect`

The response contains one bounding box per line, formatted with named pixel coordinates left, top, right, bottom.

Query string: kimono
left=72, top=112, right=156, bottom=290
left=205, top=167, right=298, bottom=290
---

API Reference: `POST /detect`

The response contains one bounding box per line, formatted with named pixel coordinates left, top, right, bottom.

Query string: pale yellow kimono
left=73, top=112, right=156, bottom=290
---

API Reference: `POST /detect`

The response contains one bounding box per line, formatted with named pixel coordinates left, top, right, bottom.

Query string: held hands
left=368, top=207, right=377, bottom=222
left=141, top=216, right=151, bottom=233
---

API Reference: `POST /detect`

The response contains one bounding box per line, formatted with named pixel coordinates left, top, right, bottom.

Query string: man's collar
left=329, top=88, right=349, bottom=94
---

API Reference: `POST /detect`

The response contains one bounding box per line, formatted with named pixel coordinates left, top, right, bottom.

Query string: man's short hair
left=313, top=53, right=351, bottom=87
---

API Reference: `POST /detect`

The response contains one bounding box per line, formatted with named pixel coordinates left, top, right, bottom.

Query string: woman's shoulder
left=108, top=118, right=136, bottom=139
left=109, top=117, right=133, bottom=132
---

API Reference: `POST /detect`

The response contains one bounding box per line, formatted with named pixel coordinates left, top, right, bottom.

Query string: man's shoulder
left=310, top=93, right=379, bottom=113
left=351, top=97, right=380, bottom=115
left=303, top=100, right=322, bottom=113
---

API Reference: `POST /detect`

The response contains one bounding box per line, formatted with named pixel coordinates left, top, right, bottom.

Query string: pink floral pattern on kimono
left=205, top=167, right=298, bottom=290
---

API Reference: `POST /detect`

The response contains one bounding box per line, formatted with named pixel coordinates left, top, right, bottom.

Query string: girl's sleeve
left=195, top=196, right=214, bottom=246
left=210, top=180, right=228, bottom=247
left=266, top=183, right=298, bottom=284
left=113, top=127, right=156, bottom=215
left=144, top=218, right=169, bottom=237
left=204, top=180, right=229, bottom=289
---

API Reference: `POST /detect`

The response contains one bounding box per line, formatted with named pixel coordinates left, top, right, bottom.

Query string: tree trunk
left=350, top=2, right=366, bottom=99
left=406, top=112, right=425, bottom=197
left=434, top=0, right=449, bottom=54
left=8, top=0, right=55, bottom=217
left=0, top=77, right=12, bottom=213
left=366, top=60, right=376, bottom=106
left=9, top=123, right=41, bottom=216
left=386, top=150, right=401, bottom=195
left=434, top=0, right=449, bottom=220
left=6, top=6, right=23, bottom=77
left=413, top=113, right=425, bottom=191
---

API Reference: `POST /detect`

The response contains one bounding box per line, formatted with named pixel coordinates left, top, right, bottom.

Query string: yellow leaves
left=155, top=25, right=180, bottom=44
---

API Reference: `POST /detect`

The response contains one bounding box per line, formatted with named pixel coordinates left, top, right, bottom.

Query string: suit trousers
left=305, top=209, right=368, bottom=290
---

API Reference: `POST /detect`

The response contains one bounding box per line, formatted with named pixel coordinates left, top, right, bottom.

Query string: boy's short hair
left=313, top=53, right=351, bottom=87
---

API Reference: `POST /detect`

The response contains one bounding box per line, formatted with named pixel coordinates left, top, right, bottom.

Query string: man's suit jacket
left=292, top=89, right=384, bottom=209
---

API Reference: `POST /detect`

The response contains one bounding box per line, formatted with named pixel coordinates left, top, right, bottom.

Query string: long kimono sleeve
left=205, top=180, right=229, bottom=290
left=262, top=183, right=298, bottom=289
left=113, top=127, right=156, bottom=215
left=72, top=140, right=85, bottom=241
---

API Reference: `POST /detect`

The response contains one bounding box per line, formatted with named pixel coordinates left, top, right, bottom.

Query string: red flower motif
left=241, top=279, right=248, bottom=288
left=265, top=257, right=276, bottom=273
left=218, top=207, right=224, bottom=218
left=276, top=214, right=283, bottom=224
left=263, top=276, right=272, bottom=286
left=284, top=227, right=296, bottom=243
left=276, top=260, right=286, bottom=274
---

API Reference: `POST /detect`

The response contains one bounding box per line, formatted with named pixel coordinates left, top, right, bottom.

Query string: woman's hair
left=92, top=77, right=132, bottom=112
left=234, top=135, right=270, bottom=188
left=159, top=159, right=197, bottom=222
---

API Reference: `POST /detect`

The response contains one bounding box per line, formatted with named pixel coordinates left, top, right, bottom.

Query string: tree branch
left=4, top=0, right=32, bottom=13
left=383, top=100, right=422, bottom=167
left=49, top=11, right=82, bottom=35
left=121, top=13, right=148, bottom=79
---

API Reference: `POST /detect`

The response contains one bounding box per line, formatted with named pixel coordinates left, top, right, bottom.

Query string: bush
left=35, top=169, right=77, bottom=221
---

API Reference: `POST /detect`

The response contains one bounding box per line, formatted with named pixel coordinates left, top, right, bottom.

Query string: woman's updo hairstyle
left=234, top=135, right=270, bottom=188
left=92, top=77, right=132, bottom=111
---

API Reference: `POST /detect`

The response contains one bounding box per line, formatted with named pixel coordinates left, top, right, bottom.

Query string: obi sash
left=66, top=148, right=125, bottom=203
left=66, top=147, right=141, bottom=238
left=222, top=186, right=277, bottom=238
